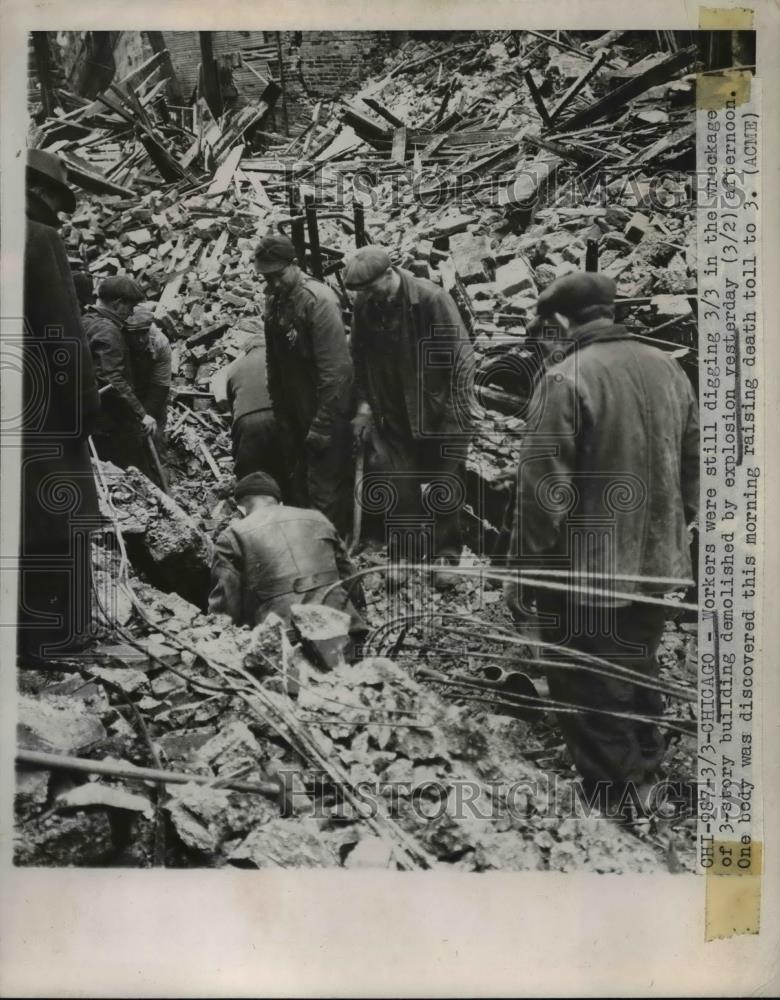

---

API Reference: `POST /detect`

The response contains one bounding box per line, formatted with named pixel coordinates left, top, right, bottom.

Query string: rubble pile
left=19, top=30, right=701, bottom=871
left=17, top=578, right=677, bottom=872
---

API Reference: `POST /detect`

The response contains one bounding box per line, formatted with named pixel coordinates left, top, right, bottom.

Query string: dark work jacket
left=208, top=503, right=364, bottom=632
left=351, top=267, right=476, bottom=440
left=264, top=273, right=353, bottom=438
left=22, top=197, right=101, bottom=546
left=509, top=321, right=699, bottom=605
left=225, top=336, right=272, bottom=421
left=128, top=328, right=172, bottom=421
left=83, top=306, right=146, bottom=425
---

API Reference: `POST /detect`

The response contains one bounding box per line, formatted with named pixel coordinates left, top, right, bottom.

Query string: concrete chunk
left=495, top=256, right=537, bottom=298
left=624, top=212, right=652, bottom=243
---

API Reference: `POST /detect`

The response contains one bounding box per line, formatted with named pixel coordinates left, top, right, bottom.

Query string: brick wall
left=298, top=31, right=404, bottom=98
left=162, top=30, right=405, bottom=127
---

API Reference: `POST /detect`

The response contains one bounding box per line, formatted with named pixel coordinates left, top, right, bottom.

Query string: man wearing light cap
left=21, top=148, right=102, bottom=660
left=83, top=276, right=156, bottom=470
left=254, top=234, right=353, bottom=533
left=344, top=245, right=475, bottom=588
left=505, top=271, right=699, bottom=819
left=208, top=472, right=366, bottom=646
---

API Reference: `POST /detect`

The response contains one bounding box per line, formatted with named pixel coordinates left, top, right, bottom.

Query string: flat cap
left=536, top=272, right=616, bottom=319
left=253, top=234, right=296, bottom=274
left=98, top=275, right=145, bottom=304
left=26, top=148, right=76, bottom=213
left=126, top=305, right=155, bottom=331
left=234, top=471, right=282, bottom=502
left=343, top=246, right=392, bottom=289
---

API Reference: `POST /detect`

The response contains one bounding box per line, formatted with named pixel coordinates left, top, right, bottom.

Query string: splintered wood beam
left=60, top=155, right=137, bottom=198
left=362, top=96, right=406, bottom=128
left=207, top=143, right=245, bottom=196
left=523, top=71, right=553, bottom=128
left=548, top=49, right=609, bottom=122
left=391, top=126, right=408, bottom=163
left=523, top=132, right=593, bottom=166
left=116, top=50, right=168, bottom=90
left=555, top=45, right=698, bottom=132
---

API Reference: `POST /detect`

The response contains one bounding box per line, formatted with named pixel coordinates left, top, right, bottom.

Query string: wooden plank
left=157, top=273, right=184, bottom=313
left=60, top=154, right=136, bottom=197
left=524, top=71, right=553, bottom=128
left=207, top=143, right=245, bottom=196
left=116, top=49, right=167, bottom=90
left=523, top=131, right=593, bottom=166
left=244, top=169, right=274, bottom=209
left=391, top=126, right=408, bottom=164
left=548, top=50, right=609, bottom=122
left=555, top=45, right=698, bottom=132
left=420, top=132, right=449, bottom=159
left=200, top=229, right=230, bottom=274
left=496, top=156, right=561, bottom=207
left=362, top=96, right=406, bottom=128
left=408, top=127, right=519, bottom=147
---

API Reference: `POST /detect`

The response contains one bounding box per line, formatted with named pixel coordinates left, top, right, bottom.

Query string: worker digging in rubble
left=504, top=271, right=699, bottom=823
left=214, top=331, right=283, bottom=484
left=255, top=234, right=354, bottom=535
left=122, top=303, right=172, bottom=475
left=344, top=245, right=476, bottom=590
left=20, top=149, right=102, bottom=661
left=83, top=278, right=165, bottom=478
left=208, top=472, right=367, bottom=650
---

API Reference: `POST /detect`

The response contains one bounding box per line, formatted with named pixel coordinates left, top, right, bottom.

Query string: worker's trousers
left=286, top=417, right=353, bottom=538
left=365, top=428, right=470, bottom=561
left=231, top=409, right=281, bottom=482
left=535, top=591, right=667, bottom=806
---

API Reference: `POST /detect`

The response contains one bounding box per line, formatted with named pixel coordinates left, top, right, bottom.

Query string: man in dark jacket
left=21, top=149, right=102, bottom=660
left=208, top=472, right=366, bottom=646
left=345, top=246, right=475, bottom=587
left=505, top=272, right=699, bottom=816
left=123, top=303, right=172, bottom=478
left=218, top=335, right=282, bottom=482
left=82, top=276, right=152, bottom=471
left=256, top=235, right=353, bottom=534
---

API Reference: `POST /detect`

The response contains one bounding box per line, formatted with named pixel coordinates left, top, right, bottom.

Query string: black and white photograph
left=2, top=5, right=777, bottom=995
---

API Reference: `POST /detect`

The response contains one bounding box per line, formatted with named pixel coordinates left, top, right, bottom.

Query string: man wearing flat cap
left=21, top=149, right=102, bottom=660
left=344, top=245, right=475, bottom=588
left=505, top=271, right=699, bottom=818
left=254, top=234, right=353, bottom=533
left=123, top=303, right=172, bottom=478
left=83, top=276, right=159, bottom=470
left=208, top=472, right=366, bottom=645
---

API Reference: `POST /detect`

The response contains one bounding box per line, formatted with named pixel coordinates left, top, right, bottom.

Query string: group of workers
left=21, top=147, right=699, bottom=821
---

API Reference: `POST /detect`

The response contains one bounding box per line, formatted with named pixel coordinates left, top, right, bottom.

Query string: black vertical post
left=275, top=31, right=289, bottom=136
left=288, top=182, right=307, bottom=268
left=585, top=238, right=599, bottom=272
left=304, top=194, right=323, bottom=281
left=32, top=32, right=57, bottom=119
left=199, top=31, right=223, bottom=119
left=353, top=203, right=366, bottom=248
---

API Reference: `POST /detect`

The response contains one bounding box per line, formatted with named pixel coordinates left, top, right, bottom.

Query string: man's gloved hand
left=140, top=414, right=157, bottom=436
left=351, top=409, right=372, bottom=447
left=305, top=428, right=330, bottom=453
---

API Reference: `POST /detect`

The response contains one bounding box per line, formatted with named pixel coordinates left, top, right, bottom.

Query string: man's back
left=225, top=338, right=271, bottom=420
left=209, top=504, right=346, bottom=626
left=514, top=326, right=699, bottom=600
